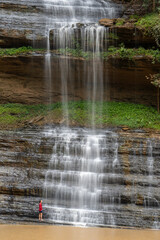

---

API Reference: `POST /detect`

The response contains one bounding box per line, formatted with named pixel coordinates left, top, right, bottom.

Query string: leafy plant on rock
left=136, top=13, right=160, bottom=47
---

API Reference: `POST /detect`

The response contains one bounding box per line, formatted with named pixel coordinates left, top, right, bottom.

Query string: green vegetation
left=108, top=33, right=119, bottom=40
left=1, top=101, right=160, bottom=130
left=58, top=47, right=92, bottom=59
left=67, top=101, right=160, bottom=129
left=1, top=44, right=160, bottom=63
left=57, top=45, right=160, bottom=63
left=115, top=18, right=125, bottom=26
left=129, top=15, right=139, bottom=20
left=0, top=103, right=47, bottom=128
left=103, top=45, right=160, bottom=63
left=124, top=0, right=159, bottom=15
left=142, top=0, right=157, bottom=12
left=136, top=13, right=160, bottom=31
left=136, top=13, right=160, bottom=46
left=0, top=46, right=44, bottom=56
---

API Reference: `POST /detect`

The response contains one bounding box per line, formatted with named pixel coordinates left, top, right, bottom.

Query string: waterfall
left=49, top=24, right=107, bottom=126
left=0, top=126, right=160, bottom=228
left=43, top=0, right=122, bottom=123
left=44, top=128, right=120, bottom=226
left=45, top=30, right=52, bottom=105
left=43, top=0, right=123, bottom=226
left=43, top=0, right=120, bottom=26
left=145, top=140, right=159, bottom=229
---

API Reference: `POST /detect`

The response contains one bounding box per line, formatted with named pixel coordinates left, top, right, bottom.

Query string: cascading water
left=44, top=128, right=120, bottom=226
left=43, top=0, right=122, bottom=124
left=43, top=0, right=121, bottom=26
left=1, top=0, right=160, bottom=230
left=44, top=31, right=52, bottom=105
left=145, top=140, right=159, bottom=229
left=50, top=24, right=107, bottom=126
left=43, top=0, right=124, bottom=226
left=43, top=130, right=160, bottom=228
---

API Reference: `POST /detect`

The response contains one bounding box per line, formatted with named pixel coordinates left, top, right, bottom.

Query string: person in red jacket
left=39, top=200, right=43, bottom=221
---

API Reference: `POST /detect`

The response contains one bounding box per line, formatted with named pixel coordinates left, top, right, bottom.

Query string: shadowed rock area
left=0, top=54, right=159, bottom=106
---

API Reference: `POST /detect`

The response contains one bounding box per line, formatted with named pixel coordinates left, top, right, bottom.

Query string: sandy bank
left=0, top=225, right=160, bottom=240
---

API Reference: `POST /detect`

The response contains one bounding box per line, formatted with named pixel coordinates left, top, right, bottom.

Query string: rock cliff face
left=0, top=127, right=159, bottom=228
left=0, top=0, right=160, bottom=229
left=0, top=1, right=157, bottom=49
left=0, top=0, right=122, bottom=48
left=0, top=0, right=47, bottom=48
left=0, top=0, right=157, bottom=49
left=0, top=54, right=159, bottom=106
left=0, top=128, right=45, bottom=222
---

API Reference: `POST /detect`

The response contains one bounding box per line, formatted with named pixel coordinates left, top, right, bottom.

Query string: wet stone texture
left=0, top=126, right=160, bottom=228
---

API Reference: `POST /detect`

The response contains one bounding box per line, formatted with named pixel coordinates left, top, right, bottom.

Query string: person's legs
left=40, top=212, right=43, bottom=220
left=39, top=213, right=41, bottom=221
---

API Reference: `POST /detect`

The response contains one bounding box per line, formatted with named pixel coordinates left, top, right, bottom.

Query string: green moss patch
left=67, top=101, right=160, bottom=129
left=103, top=45, right=160, bottom=62
left=0, top=101, right=160, bottom=130
left=115, top=18, right=125, bottom=26
left=136, top=13, right=160, bottom=47
left=57, top=46, right=160, bottom=63
left=0, top=103, right=46, bottom=128
left=1, top=45, right=160, bottom=63
left=0, top=46, right=44, bottom=56
left=136, top=13, right=160, bottom=31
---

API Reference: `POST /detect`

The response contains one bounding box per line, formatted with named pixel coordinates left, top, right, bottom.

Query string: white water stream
left=42, top=0, right=159, bottom=228
left=44, top=128, right=120, bottom=226
left=43, top=0, right=121, bottom=125
left=42, top=1, right=119, bottom=225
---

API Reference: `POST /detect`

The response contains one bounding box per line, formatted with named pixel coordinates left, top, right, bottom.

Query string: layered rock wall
left=0, top=0, right=122, bottom=48
left=0, top=0, right=156, bottom=49
left=0, top=127, right=160, bottom=228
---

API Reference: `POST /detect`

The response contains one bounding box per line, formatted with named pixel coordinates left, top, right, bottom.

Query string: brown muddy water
left=0, top=225, right=160, bottom=240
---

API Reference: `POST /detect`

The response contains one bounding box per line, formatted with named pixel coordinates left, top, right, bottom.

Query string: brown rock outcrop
left=99, top=18, right=116, bottom=27
left=0, top=28, right=46, bottom=48
left=0, top=54, right=159, bottom=106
